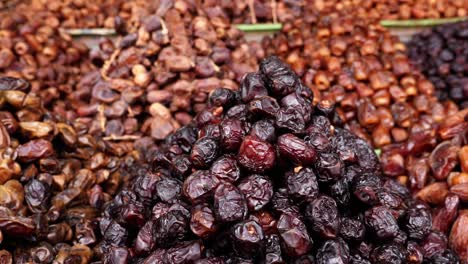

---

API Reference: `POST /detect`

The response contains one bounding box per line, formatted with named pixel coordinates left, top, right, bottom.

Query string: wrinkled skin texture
left=277, top=212, right=313, bottom=257
left=214, top=183, right=247, bottom=223
left=238, top=135, right=276, bottom=173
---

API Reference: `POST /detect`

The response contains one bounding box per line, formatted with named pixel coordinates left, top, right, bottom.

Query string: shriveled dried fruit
left=365, top=206, right=400, bottom=239
left=214, top=183, right=247, bottom=223
left=316, top=238, right=349, bottom=264
left=238, top=135, right=276, bottom=173
left=277, top=212, right=313, bottom=257
left=450, top=183, right=468, bottom=202
left=416, top=182, right=449, bottom=205
left=238, top=175, right=273, bottom=211
left=449, top=213, right=468, bottom=261
left=305, top=195, right=340, bottom=239
left=429, top=141, right=460, bottom=181
left=231, top=220, right=265, bottom=257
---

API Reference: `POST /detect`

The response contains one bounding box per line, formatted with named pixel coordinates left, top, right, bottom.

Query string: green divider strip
left=235, top=23, right=283, bottom=32
left=381, top=17, right=467, bottom=27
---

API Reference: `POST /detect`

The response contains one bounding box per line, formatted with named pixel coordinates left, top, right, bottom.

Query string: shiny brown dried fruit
left=16, top=139, right=54, bottom=163
left=449, top=212, right=468, bottom=261
left=429, top=141, right=460, bottom=181
left=460, top=146, right=468, bottom=173
left=416, top=182, right=449, bottom=205
left=450, top=183, right=468, bottom=202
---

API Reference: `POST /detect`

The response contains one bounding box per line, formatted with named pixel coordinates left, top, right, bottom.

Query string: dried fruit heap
left=0, top=12, right=94, bottom=103
left=304, top=0, right=467, bottom=21
left=201, top=0, right=303, bottom=24
left=100, top=56, right=460, bottom=263
left=70, top=0, right=263, bottom=144
left=0, top=76, right=150, bottom=262
left=2, top=0, right=128, bottom=29
left=407, top=21, right=468, bottom=108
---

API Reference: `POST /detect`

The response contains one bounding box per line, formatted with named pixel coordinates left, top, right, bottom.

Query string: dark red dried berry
left=210, top=155, right=241, bottom=183
left=404, top=206, right=432, bottom=240
left=250, top=119, right=276, bottom=142
left=231, top=220, right=265, bottom=257
left=277, top=133, right=316, bottom=165
left=370, top=244, right=405, bottom=264
left=190, top=137, right=220, bottom=168
left=286, top=167, right=319, bottom=202
left=260, top=56, right=299, bottom=96
left=190, top=203, right=217, bottom=238
left=183, top=170, right=219, bottom=203
left=214, top=183, right=247, bottom=223
left=277, top=212, right=313, bottom=257
left=219, top=119, right=245, bottom=151
left=238, top=135, right=276, bottom=173
left=241, top=72, right=268, bottom=103
left=365, top=206, right=400, bottom=239
left=316, top=238, right=350, bottom=264
left=248, top=96, right=280, bottom=118
left=304, top=195, right=340, bottom=239
left=238, top=175, right=273, bottom=211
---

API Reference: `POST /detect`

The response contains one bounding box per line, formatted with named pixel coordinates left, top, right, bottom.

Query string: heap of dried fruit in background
left=407, top=21, right=468, bottom=108
left=201, top=0, right=467, bottom=25
left=0, top=77, right=155, bottom=262
left=0, top=12, right=94, bottom=113
left=201, top=0, right=303, bottom=24
left=308, top=0, right=467, bottom=20
left=262, top=9, right=468, bottom=259
left=2, top=0, right=143, bottom=29
left=68, top=0, right=264, bottom=145
left=98, top=56, right=461, bottom=263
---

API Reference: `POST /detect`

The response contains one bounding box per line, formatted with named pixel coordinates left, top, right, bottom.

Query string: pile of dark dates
left=407, top=21, right=468, bottom=108
left=99, top=56, right=461, bottom=264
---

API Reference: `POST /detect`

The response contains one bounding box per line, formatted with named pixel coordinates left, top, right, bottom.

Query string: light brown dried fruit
left=416, top=182, right=449, bottom=205
left=16, top=139, right=54, bottom=163
left=0, top=249, right=12, bottom=264
left=449, top=212, right=468, bottom=261
left=429, top=141, right=460, bottom=181
left=150, top=116, right=178, bottom=140
left=0, top=123, right=10, bottom=149
left=450, top=183, right=468, bottom=202
left=438, top=109, right=468, bottom=140
left=448, top=172, right=468, bottom=187
left=19, top=122, right=55, bottom=139
left=460, top=146, right=468, bottom=173
left=432, top=194, right=459, bottom=233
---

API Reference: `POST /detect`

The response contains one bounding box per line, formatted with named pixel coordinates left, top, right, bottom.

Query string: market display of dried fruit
left=68, top=0, right=264, bottom=143
left=98, top=56, right=462, bottom=263
left=201, top=0, right=303, bottom=24
left=0, top=76, right=158, bottom=262
left=2, top=0, right=146, bottom=29
left=407, top=21, right=468, bottom=108
left=355, top=0, right=467, bottom=20
left=0, top=0, right=467, bottom=263
left=308, top=0, right=467, bottom=21
left=204, top=0, right=467, bottom=25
